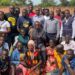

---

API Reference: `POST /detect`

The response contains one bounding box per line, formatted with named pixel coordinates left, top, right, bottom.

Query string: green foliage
left=40, top=1, right=56, bottom=7
left=60, top=0, right=69, bottom=6
left=0, top=0, right=11, bottom=6
left=0, top=0, right=26, bottom=6
left=70, top=0, right=75, bottom=6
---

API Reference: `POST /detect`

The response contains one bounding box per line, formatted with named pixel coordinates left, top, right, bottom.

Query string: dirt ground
left=0, top=6, right=74, bottom=14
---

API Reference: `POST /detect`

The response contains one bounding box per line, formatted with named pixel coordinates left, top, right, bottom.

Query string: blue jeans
left=46, top=33, right=56, bottom=41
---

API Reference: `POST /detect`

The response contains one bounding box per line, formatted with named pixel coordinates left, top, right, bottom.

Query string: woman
left=11, top=41, right=25, bottom=66
left=45, top=39, right=59, bottom=75
left=13, top=28, right=29, bottom=53
left=16, top=40, right=41, bottom=75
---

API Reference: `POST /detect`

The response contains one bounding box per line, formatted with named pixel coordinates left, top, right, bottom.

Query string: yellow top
left=54, top=50, right=66, bottom=69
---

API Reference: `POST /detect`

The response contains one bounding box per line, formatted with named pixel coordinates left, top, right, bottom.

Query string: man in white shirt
left=32, top=8, right=44, bottom=27
left=61, top=35, right=75, bottom=53
left=44, top=9, right=50, bottom=20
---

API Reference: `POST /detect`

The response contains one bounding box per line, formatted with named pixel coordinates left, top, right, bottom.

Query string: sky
left=31, top=0, right=61, bottom=5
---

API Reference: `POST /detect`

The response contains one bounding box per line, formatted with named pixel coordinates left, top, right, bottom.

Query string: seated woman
left=11, top=41, right=25, bottom=66
left=16, top=40, right=42, bottom=75
left=45, top=39, right=59, bottom=75
left=13, top=28, right=29, bottom=52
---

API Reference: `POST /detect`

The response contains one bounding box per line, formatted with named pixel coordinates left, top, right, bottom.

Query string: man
left=55, top=8, right=61, bottom=20
left=55, top=8, right=61, bottom=27
left=60, top=49, right=75, bottom=75
left=71, top=8, right=75, bottom=39
left=32, top=8, right=44, bottom=27
left=61, top=35, right=75, bottom=53
left=44, top=11, right=60, bottom=42
left=29, top=21, right=46, bottom=67
left=17, top=8, right=32, bottom=34
left=30, top=21, right=46, bottom=48
left=60, top=10, right=73, bottom=39
left=27, top=4, right=36, bottom=19
left=44, top=9, right=50, bottom=20
left=5, top=6, right=20, bottom=45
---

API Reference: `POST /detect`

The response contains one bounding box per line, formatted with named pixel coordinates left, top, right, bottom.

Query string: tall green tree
left=70, top=0, right=75, bottom=6
left=0, top=0, right=11, bottom=6
left=60, top=0, right=69, bottom=6
left=41, top=0, right=56, bottom=7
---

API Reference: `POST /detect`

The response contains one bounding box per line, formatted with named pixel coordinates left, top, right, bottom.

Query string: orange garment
left=45, top=47, right=57, bottom=72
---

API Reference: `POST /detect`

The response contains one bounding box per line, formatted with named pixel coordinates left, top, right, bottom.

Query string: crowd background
left=0, top=4, right=75, bottom=75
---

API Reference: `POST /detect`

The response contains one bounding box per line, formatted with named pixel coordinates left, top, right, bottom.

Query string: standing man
left=27, top=4, right=36, bottom=19
left=60, top=49, right=75, bottom=75
left=5, top=6, right=20, bottom=45
left=17, top=8, right=32, bottom=34
left=60, top=10, right=73, bottom=39
left=32, top=8, right=44, bottom=27
left=44, top=11, right=60, bottom=42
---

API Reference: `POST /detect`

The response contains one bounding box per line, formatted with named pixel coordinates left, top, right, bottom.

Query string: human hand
left=64, top=59, right=69, bottom=65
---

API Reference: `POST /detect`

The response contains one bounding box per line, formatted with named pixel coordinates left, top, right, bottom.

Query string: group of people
left=0, top=4, right=75, bottom=75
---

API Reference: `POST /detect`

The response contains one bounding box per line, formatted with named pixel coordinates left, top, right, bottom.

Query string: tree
left=70, top=0, right=75, bottom=6
left=0, top=0, right=11, bottom=6
left=41, top=0, right=56, bottom=7
left=60, top=0, right=69, bottom=6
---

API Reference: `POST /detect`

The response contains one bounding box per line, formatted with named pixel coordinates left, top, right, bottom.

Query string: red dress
left=16, top=50, right=40, bottom=75
left=45, top=47, right=57, bottom=72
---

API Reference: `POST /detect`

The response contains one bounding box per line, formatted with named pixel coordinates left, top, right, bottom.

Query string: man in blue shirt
left=17, top=8, right=32, bottom=34
left=61, top=49, right=75, bottom=75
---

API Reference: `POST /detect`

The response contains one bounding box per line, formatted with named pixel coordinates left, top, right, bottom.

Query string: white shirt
left=61, top=40, right=75, bottom=53
left=0, top=20, right=10, bottom=32
left=32, top=15, right=45, bottom=26
left=44, top=16, right=50, bottom=20
left=72, top=17, right=75, bottom=38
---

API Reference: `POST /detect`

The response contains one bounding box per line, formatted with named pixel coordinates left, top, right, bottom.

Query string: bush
left=0, top=0, right=11, bottom=6
left=40, top=2, right=56, bottom=7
